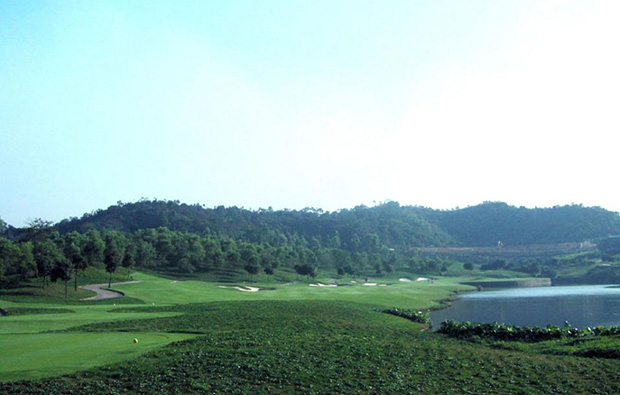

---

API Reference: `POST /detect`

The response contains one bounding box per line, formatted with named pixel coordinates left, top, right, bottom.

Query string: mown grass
left=2, top=301, right=620, bottom=394
left=3, top=271, right=620, bottom=393
left=0, top=332, right=196, bottom=382
left=0, top=306, right=182, bottom=334
left=110, top=272, right=472, bottom=309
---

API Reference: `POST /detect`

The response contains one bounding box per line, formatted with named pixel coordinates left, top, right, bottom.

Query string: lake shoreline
left=460, top=278, right=551, bottom=289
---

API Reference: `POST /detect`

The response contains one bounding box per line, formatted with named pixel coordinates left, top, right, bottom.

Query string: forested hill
left=54, top=200, right=457, bottom=251
left=416, top=202, right=620, bottom=246
left=51, top=200, right=620, bottom=248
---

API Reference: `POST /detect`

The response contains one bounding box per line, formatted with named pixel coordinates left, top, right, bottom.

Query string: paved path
left=79, top=281, right=141, bottom=301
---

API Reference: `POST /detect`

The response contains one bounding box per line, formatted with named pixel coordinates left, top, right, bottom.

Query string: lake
left=429, top=284, right=620, bottom=329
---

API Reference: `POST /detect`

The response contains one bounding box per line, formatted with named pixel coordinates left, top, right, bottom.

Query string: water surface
left=429, top=284, right=620, bottom=329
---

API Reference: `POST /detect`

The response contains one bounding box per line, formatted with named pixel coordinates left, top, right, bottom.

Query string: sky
left=1, top=1, right=619, bottom=226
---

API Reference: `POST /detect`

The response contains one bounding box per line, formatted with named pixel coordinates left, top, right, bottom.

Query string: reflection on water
left=429, top=285, right=620, bottom=329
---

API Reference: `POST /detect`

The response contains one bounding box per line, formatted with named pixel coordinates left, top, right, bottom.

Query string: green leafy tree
left=244, top=262, right=260, bottom=280
left=34, top=239, right=64, bottom=288
left=203, top=235, right=224, bottom=269
left=50, top=258, right=72, bottom=298
left=136, top=240, right=157, bottom=268
left=294, top=263, right=316, bottom=280
left=15, top=242, right=37, bottom=280
left=64, top=232, right=87, bottom=290
left=221, top=238, right=240, bottom=267
left=104, top=232, right=125, bottom=287
left=122, top=243, right=136, bottom=279
left=19, top=218, right=57, bottom=243
left=0, top=238, right=21, bottom=280
left=463, top=262, right=474, bottom=271
left=81, top=229, right=105, bottom=267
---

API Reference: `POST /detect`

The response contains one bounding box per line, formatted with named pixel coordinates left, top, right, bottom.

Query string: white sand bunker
left=415, top=277, right=431, bottom=282
left=219, top=285, right=260, bottom=292
left=309, top=283, right=338, bottom=287
left=399, top=278, right=412, bottom=282
left=363, top=283, right=378, bottom=286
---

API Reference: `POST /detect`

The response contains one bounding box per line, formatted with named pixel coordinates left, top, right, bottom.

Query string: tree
left=122, top=243, right=136, bottom=279
left=81, top=230, right=105, bottom=267
left=0, top=238, right=20, bottom=280
left=64, top=232, right=87, bottom=291
left=136, top=240, right=157, bottom=268
left=50, top=258, right=72, bottom=298
left=463, top=262, right=474, bottom=271
left=240, top=243, right=260, bottom=267
left=203, top=235, right=224, bottom=269
left=294, top=263, right=316, bottom=280
left=104, top=232, right=125, bottom=288
left=221, top=238, right=240, bottom=267
left=244, top=263, right=259, bottom=280
left=598, top=236, right=620, bottom=255
left=33, top=239, right=64, bottom=288
left=19, top=218, right=57, bottom=243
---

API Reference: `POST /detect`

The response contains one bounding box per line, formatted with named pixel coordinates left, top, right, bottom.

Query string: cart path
left=79, top=281, right=141, bottom=300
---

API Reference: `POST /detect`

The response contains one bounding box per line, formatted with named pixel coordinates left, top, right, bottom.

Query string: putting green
left=0, top=332, right=196, bottom=382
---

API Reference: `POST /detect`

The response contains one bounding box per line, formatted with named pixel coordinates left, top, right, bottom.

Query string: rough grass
left=2, top=301, right=620, bottom=394
left=3, top=271, right=620, bottom=393
left=493, top=335, right=620, bottom=359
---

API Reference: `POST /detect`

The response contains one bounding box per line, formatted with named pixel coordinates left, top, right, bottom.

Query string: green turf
left=3, top=270, right=619, bottom=393
left=0, top=305, right=181, bottom=334
left=0, top=332, right=196, bottom=382
left=3, top=301, right=619, bottom=393
left=109, top=272, right=472, bottom=309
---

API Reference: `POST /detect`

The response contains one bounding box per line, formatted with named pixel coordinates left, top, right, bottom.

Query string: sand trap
left=218, top=285, right=260, bottom=292
left=309, top=283, right=337, bottom=287
left=363, top=283, right=378, bottom=286
left=350, top=281, right=357, bottom=283
left=380, top=284, right=388, bottom=287
left=399, top=278, right=412, bottom=282
left=415, top=277, right=430, bottom=282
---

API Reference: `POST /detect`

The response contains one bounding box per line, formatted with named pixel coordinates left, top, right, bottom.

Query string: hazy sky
left=1, top=1, right=619, bottom=226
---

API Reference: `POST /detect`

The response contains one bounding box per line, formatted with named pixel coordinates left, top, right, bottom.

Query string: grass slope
left=3, top=271, right=619, bottom=393
left=1, top=332, right=196, bottom=382
left=3, top=301, right=620, bottom=394
left=110, top=272, right=472, bottom=308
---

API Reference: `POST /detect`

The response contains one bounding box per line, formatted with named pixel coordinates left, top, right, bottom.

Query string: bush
left=438, top=320, right=620, bottom=342
left=380, top=308, right=430, bottom=324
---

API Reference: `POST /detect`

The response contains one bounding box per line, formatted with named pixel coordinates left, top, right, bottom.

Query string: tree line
left=1, top=218, right=426, bottom=294
left=50, top=200, right=620, bottom=249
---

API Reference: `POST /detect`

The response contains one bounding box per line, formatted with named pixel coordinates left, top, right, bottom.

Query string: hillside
left=51, top=200, right=620, bottom=248
left=421, top=202, right=620, bottom=246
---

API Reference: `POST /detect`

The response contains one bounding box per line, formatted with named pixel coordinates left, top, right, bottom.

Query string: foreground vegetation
left=2, top=270, right=620, bottom=393
left=439, top=320, right=620, bottom=342
left=3, top=300, right=620, bottom=394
